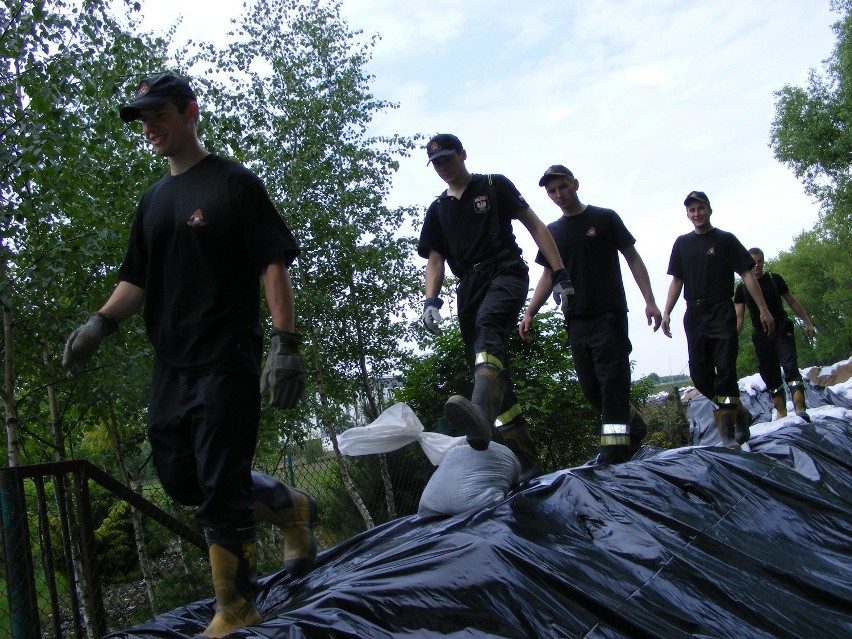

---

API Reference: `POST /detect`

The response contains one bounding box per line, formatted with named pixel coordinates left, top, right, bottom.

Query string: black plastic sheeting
left=108, top=388, right=852, bottom=638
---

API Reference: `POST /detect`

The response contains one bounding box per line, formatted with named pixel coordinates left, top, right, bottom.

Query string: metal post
left=0, top=468, right=40, bottom=639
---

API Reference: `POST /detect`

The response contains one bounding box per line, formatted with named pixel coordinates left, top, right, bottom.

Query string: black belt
left=470, top=248, right=512, bottom=273
left=687, top=295, right=729, bottom=308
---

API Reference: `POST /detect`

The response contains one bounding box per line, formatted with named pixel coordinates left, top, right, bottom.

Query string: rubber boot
left=251, top=471, right=317, bottom=576
left=596, top=421, right=631, bottom=464
left=496, top=415, right=543, bottom=483
left=789, top=382, right=810, bottom=422
left=734, top=404, right=752, bottom=445
left=445, top=362, right=503, bottom=451
left=771, top=386, right=787, bottom=418
left=713, top=405, right=739, bottom=448
left=628, top=406, right=648, bottom=455
left=197, top=527, right=261, bottom=638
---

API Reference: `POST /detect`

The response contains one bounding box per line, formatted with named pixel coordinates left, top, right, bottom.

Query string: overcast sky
left=141, top=0, right=837, bottom=378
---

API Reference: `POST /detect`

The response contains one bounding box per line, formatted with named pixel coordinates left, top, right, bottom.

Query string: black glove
left=421, top=296, right=444, bottom=336
left=260, top=329, right=305, bottom=409
left=62, top=313, right=118, bottom=378
left=550, top=268, right=575, bottom=315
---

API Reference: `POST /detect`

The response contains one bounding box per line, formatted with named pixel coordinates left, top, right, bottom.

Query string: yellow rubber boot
left=198, top=530, right=261, bottom=638
left=771, top=386, right=787, bottom=418
left=713, top=405, right=739, bottom=448
left=251, top=472, right=317, bottom=576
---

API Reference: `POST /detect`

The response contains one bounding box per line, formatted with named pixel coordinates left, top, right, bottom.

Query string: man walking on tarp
left=520, top=165, right=662, bottom=465
left=735, top=247, right=816, bottom=420
left=661, top=191, right=774, bottom=448
left=417, top=134, right=573, bottom=481
left=62, top=74, right=317, bottom=638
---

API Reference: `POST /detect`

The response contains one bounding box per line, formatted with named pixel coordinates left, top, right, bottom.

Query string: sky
left=140, top=0, right=837, bottom=378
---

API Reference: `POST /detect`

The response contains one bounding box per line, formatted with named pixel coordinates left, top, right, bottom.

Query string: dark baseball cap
left=426, top=134, right=463, bottom=164
left=538, top=165, right=575, bottom=186
left=119, top=74, right=197, bottom=123
left=683, top=190, right=711, bottom=207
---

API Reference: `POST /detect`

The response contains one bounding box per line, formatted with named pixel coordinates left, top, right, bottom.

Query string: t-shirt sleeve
left=774, top=273, right=790, bottom=296
left=245, top=179, right=300, bottom=270
left=733, top=282, right=746, bottom=303
left=667, top=238, right=683, bottom=278
left=117, top=197, right=149, bottom=289
left=610, top=211, right=636, bottom=251
left=730, top=235, right=756, bottom=276
left=417, top=201, right=444, bottom=260
left=494, top=174, right=529, bottom=217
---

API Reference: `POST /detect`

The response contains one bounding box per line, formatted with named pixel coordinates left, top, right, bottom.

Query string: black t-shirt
left=734, top=272, right=790, bottom=330
left=417, top=173, right=526, bottom=278
left=534, top=205, right=635, bottom=316
left=118, top=154, right=300, bottom=372
left=667, top=228, right=754, bottom=302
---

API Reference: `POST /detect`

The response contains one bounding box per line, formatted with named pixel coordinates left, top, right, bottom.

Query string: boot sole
left=444, top=395, right=491, bottom=451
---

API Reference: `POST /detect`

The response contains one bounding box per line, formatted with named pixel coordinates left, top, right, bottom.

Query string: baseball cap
left=683, top=190, right=711, bottom=207
left=119, top=74, right=197, bottom=123
left=538, top=165, right=575, bottom=186
left=426, top=134, right=463, bottom=164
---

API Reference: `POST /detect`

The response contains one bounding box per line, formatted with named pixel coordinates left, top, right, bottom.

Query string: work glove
left=62, top=313, right=118, bottom=379
left=421, top=296, right=444, bottom=336
left=260, top=329, right=305, bottom=409
left=550, top=268, right=575, bottom=315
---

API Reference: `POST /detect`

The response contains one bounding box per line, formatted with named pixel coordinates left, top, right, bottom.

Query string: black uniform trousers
left=457, top=258, right=528, bottom=415
left=684, top=299, right=739, bottom=401
left=752, top=317, right=802, bottom=390
left=147, top=360, right=259, bottom=530
left=566, top=311, right=632, bottom=425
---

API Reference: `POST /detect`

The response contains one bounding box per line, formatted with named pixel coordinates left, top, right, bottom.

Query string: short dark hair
left=748, top=247, right=764, bottom=256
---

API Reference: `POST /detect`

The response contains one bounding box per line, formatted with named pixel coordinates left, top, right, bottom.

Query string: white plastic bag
left=337, top=403, right=465, bottom=465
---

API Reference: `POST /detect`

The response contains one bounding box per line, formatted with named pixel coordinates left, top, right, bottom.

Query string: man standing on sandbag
left=520, top=165, right=662, bottom=465
left=417, top=134, right=573, bottom=481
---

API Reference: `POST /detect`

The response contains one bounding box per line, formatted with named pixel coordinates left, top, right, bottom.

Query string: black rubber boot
left=595, top=421, right=631, bottom=465
left=445, top=362, right=503, bottom=450
left=734, top=404, right=752, bottom=445
left=196, top=527, right=261, bottom=638
left=496, top=416, right=543, bottom=482
left=628, top=406, right=647, bottom=455
left=251, top=471, right=317, bottom=576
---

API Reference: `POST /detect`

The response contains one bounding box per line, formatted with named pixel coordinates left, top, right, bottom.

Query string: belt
left=687, top=295, right=729, bottom=308
left=470, top=248, right=512, bottom=273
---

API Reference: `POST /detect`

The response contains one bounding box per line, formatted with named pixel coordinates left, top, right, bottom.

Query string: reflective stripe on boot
left=251, top=472, right=317, bottom=576
left=596, top=423, right=631, bottom=464
left=197, top=528, right=261, bottom=638
left=444, top=362, right=503, bottom=450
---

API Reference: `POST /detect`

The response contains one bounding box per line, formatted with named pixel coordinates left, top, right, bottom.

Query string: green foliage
left=95, top=499, right=137, bottom=583
left=769, top=1, right=852, bottom=363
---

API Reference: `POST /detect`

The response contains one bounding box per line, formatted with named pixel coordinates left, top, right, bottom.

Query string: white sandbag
left=418, top=442, right=521, bottom=516
left=337, top=403, right=466, bottom=465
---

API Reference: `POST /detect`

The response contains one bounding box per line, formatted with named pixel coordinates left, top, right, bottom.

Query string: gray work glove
left=62, top=313, right=118, bottom=378
left=260, top=329, right=305, bottom=409
left=421, top=296, right=444, bottom=336
left=550, top=268, right=575, bottom=315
